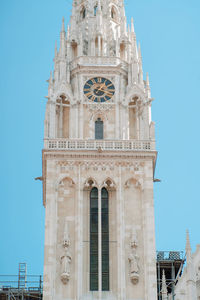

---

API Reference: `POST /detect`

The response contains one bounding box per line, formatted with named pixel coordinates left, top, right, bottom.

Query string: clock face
left=83, top=77, right=115, bottom=102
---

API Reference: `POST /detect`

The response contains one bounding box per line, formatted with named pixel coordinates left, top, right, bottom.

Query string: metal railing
left=44, top=139, right=156, bottom=151
left=0, top=275, right=43, bottom=291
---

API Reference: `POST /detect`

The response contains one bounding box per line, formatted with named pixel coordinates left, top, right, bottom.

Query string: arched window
left=120, top=42, right=126, bottom=60
left=95, top=118, right=103, bottom=139
left=71, top=41, right=78, bottom=59
left=94, top=5, right=98, bottom=16
left=56, top=96, right=70, bottom=138
left=90, top=187, right=110, bottom=291
left=111, top=6, right=117, bottom=21
left=101, top=187, right=109, bottom=291
left=81, top=7, right=86, bottom=19
left=90, top=188, right=98, bottom=291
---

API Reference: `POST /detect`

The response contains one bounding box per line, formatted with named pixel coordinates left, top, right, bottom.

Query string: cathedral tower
left=42, top=0, right=157, bottom=299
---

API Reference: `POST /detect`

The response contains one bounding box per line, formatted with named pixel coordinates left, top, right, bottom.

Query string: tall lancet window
left=90, top=188, right=99, bottom=291
left=81, top=6, right=86, bottom=19
left=90, top=187, right=110, bottom=291
left=101, top=188, right=109, bottom=291
left=95, top=118, right=104, bottom=140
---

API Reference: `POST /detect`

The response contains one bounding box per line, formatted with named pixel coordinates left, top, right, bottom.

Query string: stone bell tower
left=42, top=0, right=157, bottom=299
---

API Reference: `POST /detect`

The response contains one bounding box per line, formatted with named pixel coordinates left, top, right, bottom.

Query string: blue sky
left=0, top=0, right=200, bottom=276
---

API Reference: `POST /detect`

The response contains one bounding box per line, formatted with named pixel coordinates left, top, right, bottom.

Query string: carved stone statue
left=60, top=221, right=72, bottom=284
left=60, top=247, right=72, bottom=284
left=128, top=229, right=139, bottom=284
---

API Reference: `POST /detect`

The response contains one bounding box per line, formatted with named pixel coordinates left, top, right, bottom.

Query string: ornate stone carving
left=128, top=229, right=139, bottom=284
left=125, top=177, right=143, bottom=190
left=84, top=178, right=97, bottom=190
left=60, top=221, right=72, bottom=284
left=103, top=179, right=116, bottom=190
left=86, top=103, right=115, bottom=112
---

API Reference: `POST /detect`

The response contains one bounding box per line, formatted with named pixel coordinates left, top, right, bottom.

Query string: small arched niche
left=111, top=6, right=118, bottom=22
left=120, top=42, right=126, bottom=60
left=71, top=40, right=78, bottom=59
left=80, top=6, right=86, bottom=19
left=56, top=95, right=70, bottom=138
left=95, top=36, right=103, bottom=56
left=129, top=96, right=139, bottom=139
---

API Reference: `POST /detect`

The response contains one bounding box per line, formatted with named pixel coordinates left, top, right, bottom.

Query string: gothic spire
left=54, top=41, right=58, bottom=58
left=186, top=230, right=192, bottom=263
left=62, top=17, right=65, bottom=33
left=146, top=73, right=151, bottom=98
left=131, top=18, right=135, bottom=33
left=60, top=18, right=66, bottom=58
left=138, top=43, right=144, bottom=85
left=161, top=270, right=168, bottom=300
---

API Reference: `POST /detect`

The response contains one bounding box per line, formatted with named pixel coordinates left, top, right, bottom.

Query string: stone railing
left=70, top=56, right=128, bottom=71
left=44, top=139, right=156, bottom=151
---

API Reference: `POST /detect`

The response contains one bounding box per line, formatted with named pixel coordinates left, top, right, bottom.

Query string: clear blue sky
left=0, top=0, right=200, bottom=276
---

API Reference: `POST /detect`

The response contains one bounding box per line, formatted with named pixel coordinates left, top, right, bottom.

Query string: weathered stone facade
left=42, top=0, right=158, bottom=299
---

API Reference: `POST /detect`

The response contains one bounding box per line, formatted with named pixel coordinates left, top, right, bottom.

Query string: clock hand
left=97, top=82, right=106, bottom=91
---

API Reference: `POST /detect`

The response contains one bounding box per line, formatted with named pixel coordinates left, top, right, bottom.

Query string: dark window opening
left=101, top=188, right=109, bottom=291
left=95, top=118, right=103, bottom=140
left=94, top=5, right=98, bottom=16
left=90, top=188, right=98, bottom=291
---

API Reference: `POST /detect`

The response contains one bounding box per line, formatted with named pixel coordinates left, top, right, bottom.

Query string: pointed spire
left=138, top=43, right=144, bottom=85
left=138, top=42, right=142, bottom=59
left=62, top=17, right=65, bottom=32
left=55, top=41, right=58, bottom=58
left=60, top=18, right=66, bottom=58
left=67, top=25, right=70, bottom=40
left=146, top=73, right=150, bottom=87
left=128, top=25, right=130, bottom=35
left=131, top=18, right=135, bottom=33
left=49, top=71, right=53, bottom=85
left=186, top=230, right=192, bottom=262
left=185, top=230, right=197, bottom=299
left=161, top=270, right=168, bottom=300
left=146, top=73, right=151, bottom=98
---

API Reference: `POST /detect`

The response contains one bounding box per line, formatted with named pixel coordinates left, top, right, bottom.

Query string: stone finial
left=55, top=41, right=58, bottom=58
left=62, top=17, right=65, bottom=32
left=161, top=270, right=168, bottom=299
left=186, top=230, right=192, bottom=263
left=146, top=73, right=150, bottom=88
left=131, top=18, right=135, bottom=33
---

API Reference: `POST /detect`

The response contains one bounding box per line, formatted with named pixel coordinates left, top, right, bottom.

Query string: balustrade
left=44, top=139, right=155, bottom=151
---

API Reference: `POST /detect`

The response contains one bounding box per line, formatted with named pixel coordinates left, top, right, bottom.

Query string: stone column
left=43, top=161, right=57, bottom=300
left=98, top=187, right=102, bottom=298
left=98, top=35, right=101, bottom=57
left=49, top=102, right=56, bottom=138
left=59, top=101, right=63, bottom=138
left=142, top=161, right=158, bottom=300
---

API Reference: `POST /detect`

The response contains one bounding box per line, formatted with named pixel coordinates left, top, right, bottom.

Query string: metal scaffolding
left=157, top=251, right=185, bottom=300
left=0, top=264, right=42, bottom=300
